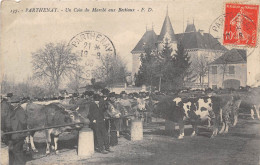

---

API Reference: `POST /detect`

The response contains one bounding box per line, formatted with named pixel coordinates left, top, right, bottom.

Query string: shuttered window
left=212, top=66, right=217, bottom=74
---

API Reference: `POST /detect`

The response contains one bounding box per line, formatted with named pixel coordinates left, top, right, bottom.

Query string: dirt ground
left=26, top=115, right=260, bottom=165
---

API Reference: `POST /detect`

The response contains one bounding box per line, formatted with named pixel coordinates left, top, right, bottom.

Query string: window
left=212, top=66, right=217, bottom=74
left=212, top=85, right=218, bottom=89
left=229, top=66, right=235, bottom=74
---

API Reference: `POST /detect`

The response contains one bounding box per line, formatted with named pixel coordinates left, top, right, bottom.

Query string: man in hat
left=88, top=94, right=112, bottom=154
left=101, top=88, right=110, bottom=97
left=6, top=100, right=28, bottom=165
left=84, top=91, right=94, bottom=101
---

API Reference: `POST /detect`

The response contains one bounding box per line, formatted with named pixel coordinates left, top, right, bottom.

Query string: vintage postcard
left=1, top=0, right=260, bottom=165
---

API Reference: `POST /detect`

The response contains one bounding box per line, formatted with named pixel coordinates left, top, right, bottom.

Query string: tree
left=93, top=54, right=128, bottom=86
left=157, top=42, right=174, bottom=89
left=172, top=41, right=191, bottom=89
left=219, top=53, right=229, bottom=87
left=67, top=66, right=85, bottom=93
left=157, top=41, right=190, bottom=90
left=107, top=55, right=128, bottom=85
left=1, top=75, right=13, bottom=94
left=134, top=41, right=190, bottom=91
left=191, top=55, right=209, bottom=84
left=32, top=42, right=79, bottom=94
left=135, top=47, right=159, bottom=87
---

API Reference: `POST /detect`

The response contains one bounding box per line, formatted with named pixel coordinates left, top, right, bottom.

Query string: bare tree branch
left=31, top=42, right=79, bottom=95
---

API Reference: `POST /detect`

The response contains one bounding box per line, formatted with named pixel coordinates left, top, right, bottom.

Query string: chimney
left=198, top=29, right=204, bottom=36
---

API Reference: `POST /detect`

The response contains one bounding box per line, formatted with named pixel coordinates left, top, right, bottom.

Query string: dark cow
left=171, top=96, right=217, bottom=139
left=239, top=88, right=260, bottom=120
left=23, top=102, right=82, bottom=154
left=210, top=95, right=236, bottom=134
left=229, top=95, right=242, bottom=127
left=152, top=91, right=243, bottom=139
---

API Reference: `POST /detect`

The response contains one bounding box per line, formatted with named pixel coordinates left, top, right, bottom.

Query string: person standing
left=88, top=94, right=112, bottom=154
left=8, top=103, right=27, bottom=165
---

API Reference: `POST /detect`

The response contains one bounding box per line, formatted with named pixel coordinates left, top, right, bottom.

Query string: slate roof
left=185, top=24, right=196, bottom=32
left=131, top=30, right=158, bottom=53
left=210, top=49, right=247, bottom=65
left=175, top=32, right=228, bottom=51
left=157, top=14, right=177, bottom=42
left=131, top=14, right=227, bottom=53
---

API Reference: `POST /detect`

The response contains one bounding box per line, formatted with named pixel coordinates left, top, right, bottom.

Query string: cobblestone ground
left=26, top=116, right=260, bottom=165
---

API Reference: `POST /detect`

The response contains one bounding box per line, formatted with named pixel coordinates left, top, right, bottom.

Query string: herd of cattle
left=1, top=87, right=260, bottom=155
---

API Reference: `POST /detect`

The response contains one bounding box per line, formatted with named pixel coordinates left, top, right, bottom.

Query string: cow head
left=107, top=102, right=121, bottom=118
left=76, top=103, right=91, bottom=125
left=64, top=109, right=82, bottom=129
left=173, top=97, right=182, bottom=106
left=137, top=98, right=146, bottom=111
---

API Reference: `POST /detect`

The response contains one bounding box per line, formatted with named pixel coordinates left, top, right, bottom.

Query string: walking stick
left=145, top=112, right=148, bottom=124
left=108, top=119, right=111, bottom=144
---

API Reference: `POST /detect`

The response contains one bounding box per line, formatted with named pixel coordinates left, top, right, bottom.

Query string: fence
left=184, top=83, right=208, bottom=89
left=109, top=86, right=145, bottom=94
left=2, top=122, right=85, bottom=136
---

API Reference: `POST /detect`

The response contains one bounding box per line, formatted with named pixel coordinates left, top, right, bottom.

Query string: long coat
left=88, top=101, right=106, bottom=123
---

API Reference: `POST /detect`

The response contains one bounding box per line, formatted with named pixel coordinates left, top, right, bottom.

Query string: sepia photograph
left=1, top=0, right=260, bottom=164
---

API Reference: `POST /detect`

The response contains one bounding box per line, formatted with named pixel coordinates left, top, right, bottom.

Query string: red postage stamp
left=223, top=3, right=259, bottom=47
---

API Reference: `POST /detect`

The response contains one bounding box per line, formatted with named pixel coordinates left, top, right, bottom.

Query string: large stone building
left=209, top=49, right=247, bottom=89
left=131, top=9, right=228, bottom=88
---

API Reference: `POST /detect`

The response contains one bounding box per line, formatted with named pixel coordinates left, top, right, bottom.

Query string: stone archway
left=223, top=79, right=241, bottom=89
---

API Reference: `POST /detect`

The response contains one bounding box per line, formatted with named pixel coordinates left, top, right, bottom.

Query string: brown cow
left=24, top=102, right=82, bottom=154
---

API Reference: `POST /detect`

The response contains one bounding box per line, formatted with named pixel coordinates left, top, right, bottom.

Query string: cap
left=101, top=88, right=110, bottom=96
left=93, top=94, right=101, bottom=101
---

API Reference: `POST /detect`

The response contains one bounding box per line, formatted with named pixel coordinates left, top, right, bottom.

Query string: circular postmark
left=69, top=31, right=116, bottom=81
left=208, top=12, right=258, bottom=57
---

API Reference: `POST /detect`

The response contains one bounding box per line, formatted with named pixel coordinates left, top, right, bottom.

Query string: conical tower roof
left=131, top=29, right=158, bottom=53
left=157, top=8, right=176, bottom=43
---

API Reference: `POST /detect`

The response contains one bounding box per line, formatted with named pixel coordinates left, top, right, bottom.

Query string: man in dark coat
left=1, top=101, right=27, bottom=165
left=88, top=94, right=112, bottom=154
left=9, top=105, right=27, bottom=165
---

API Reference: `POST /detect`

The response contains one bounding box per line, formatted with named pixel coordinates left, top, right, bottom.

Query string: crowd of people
left=2, top=85, right=260, bottom=164
left=79, top=89, right=151, bottom=154
left=1, top=88, right=153, bottom=165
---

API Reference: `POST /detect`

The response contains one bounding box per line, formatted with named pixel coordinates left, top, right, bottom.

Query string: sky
left=1, top=0, right=259, bottom=85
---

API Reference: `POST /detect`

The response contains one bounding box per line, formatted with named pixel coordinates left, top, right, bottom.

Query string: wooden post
left=108, top=119, right=111, bottom=143
left=78, top=127, right=94, bottom=157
